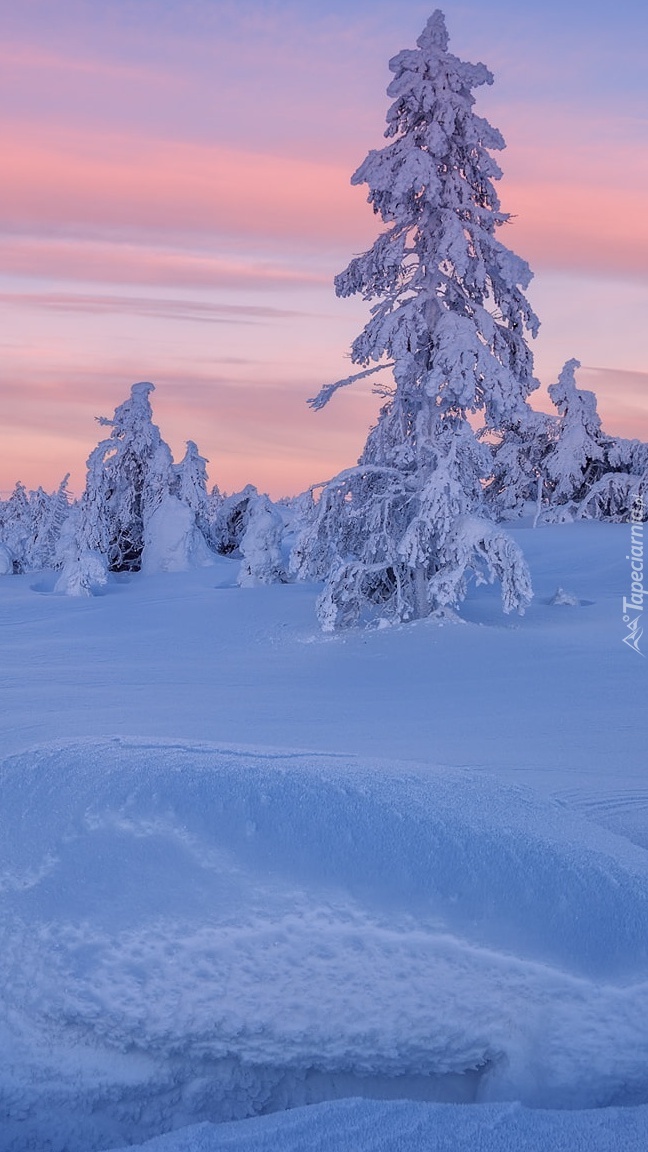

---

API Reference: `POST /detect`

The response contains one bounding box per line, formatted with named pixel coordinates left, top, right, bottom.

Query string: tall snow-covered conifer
left=296, top=10, right=536, bottom=627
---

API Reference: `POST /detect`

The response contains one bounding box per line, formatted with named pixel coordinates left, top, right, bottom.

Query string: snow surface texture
left=2, top=740, right=648, bottom=1150
left=107, top=1099, right=648, bottom=1152
left=0, top=521, right=647, bottom=1151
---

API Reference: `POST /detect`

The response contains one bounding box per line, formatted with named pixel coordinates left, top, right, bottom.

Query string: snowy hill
left=1, top=520, right=647, bottom=1151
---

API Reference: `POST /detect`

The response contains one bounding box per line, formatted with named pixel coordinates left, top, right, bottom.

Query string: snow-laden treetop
left=311, top=8, right=539, bottom=430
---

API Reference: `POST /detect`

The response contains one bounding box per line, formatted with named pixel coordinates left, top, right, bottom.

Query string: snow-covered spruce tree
left=26, top=477, right=72, bottom=570
left=486, top=408, right=555, bottom=521
left=0, top=481, right=31, bottom=571
left=78, top=382, right=174, bottom=571
left=543, top=359, right=607, bottom=508
left=295, top=10, right=536, bottom=628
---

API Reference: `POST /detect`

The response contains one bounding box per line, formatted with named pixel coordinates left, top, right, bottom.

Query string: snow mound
left=550, top=586, right=580, bottom=606
left=141, top=494, right=215, bottom=573
left=108, top=1098, right=648, bottom=1152
left=2, top=740, right=648, bottom=1151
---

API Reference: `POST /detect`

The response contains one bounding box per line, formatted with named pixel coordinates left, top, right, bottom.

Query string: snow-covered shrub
left=54, top=550, right=109, bottom=597
left=296, top=12, right=539, bottom=627
left=51, top=505, right=109, bottom=596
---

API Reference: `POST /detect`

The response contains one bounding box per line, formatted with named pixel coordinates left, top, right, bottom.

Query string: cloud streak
left=1, top=123, right=372, bottom=246
left=0, top=291, right=307, bottom=324
left=1, top=0, right=646, bottom=496
left=0, top=236, right=328, bottom=292
left=3, top=117, right=646, bottom=284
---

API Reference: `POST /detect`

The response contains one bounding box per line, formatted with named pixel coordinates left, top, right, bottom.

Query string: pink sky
left=1, top=1, right=646, bottom=497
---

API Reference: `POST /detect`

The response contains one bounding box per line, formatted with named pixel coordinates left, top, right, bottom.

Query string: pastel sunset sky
left=1, top=0, right=647, bottom=497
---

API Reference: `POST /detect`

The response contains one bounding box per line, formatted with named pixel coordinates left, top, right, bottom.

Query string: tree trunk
left=413, top=564, right=429, bottom=619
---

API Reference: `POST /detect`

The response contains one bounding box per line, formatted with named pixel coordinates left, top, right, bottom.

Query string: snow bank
left=2, top=740, right=648, bottom=1151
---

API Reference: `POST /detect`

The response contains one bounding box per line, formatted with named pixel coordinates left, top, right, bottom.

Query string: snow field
left=0, top=520, right=646, bottom=1150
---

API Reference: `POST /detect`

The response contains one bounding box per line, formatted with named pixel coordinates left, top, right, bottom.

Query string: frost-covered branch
left=308, top=362, right=396, bottom=411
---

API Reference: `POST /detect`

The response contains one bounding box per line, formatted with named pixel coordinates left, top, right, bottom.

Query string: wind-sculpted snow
left=109, top=1099, right=648, bottom=1152
left=2, top=740, right=648, bottom=1151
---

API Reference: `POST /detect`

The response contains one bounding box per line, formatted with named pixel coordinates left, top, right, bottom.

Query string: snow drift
left=2, top=739, right=648, bottom=1151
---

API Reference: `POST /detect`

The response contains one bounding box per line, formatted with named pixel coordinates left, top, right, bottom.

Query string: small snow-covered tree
left=0, top=477, right=71, bottom=572
left=210, top=484, right=259, bottom=555
left=238, top=494, right=288, bottom=587
left=172, top=440, right=211, bottom=539
left=78, top=382, right=174, bottom=571
left=543, top=359, right=607, bottom=505
left=487, top=359, right=648, bottom=522
left=486, top=409, right=555, bottom=520
left=54, top=547, right=109, bottom=597
left=537, top=360, right=647, bottom=522
left=27, top=476, right=72, bottom=570
left=295, top=10, right=536, bottom=626
left=0, top=481, right=31, bottom=571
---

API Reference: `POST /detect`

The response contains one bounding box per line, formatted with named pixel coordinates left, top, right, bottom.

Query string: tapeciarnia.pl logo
left=622, top=495, right=645, bottom=656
